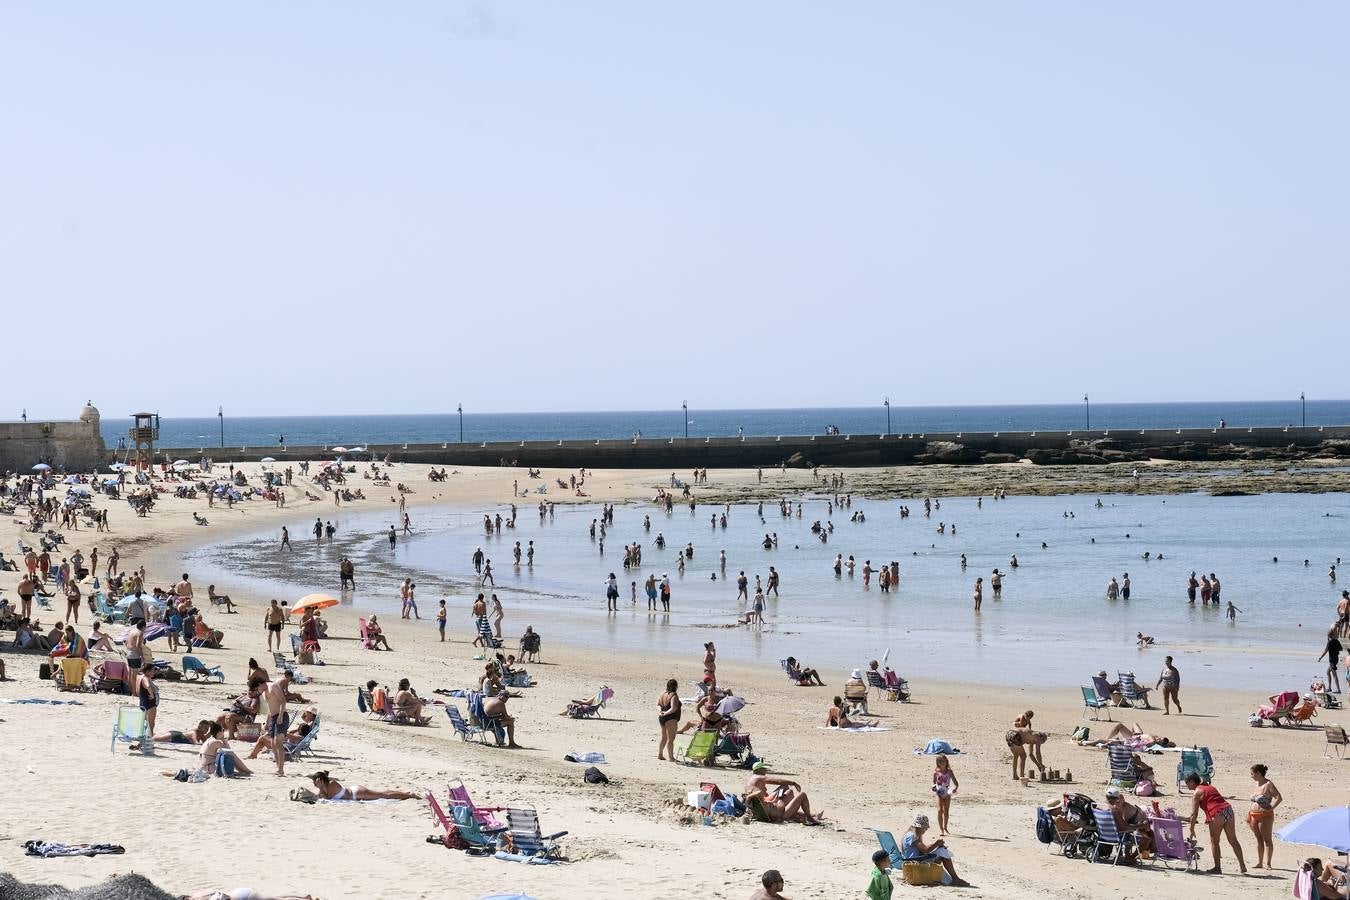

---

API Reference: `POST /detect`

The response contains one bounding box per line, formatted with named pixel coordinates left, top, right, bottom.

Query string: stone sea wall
left=149, top=425, right=1350, bottom=470
left=0, top=407, right=106, bottom=472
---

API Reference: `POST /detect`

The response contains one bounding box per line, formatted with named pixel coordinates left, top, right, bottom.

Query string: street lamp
left=1301, top=392, right=1306, bottom=428
left=1084, top=394, right=1090, bottom=430
left=682, top=401, right=688, bottom=439
left=457, top=404, right=463, bottom=443
left=883, top=397, right=891, bottom=434
left=218, top=406, right=224, bottom=448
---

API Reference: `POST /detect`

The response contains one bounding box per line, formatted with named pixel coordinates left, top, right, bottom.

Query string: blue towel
left=913, top=739, right=962, bottom=755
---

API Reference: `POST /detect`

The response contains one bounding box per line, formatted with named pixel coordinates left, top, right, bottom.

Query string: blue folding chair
left=182, top=655, right=224, bottom=683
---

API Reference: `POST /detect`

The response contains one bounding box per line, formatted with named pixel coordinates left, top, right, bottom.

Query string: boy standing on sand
left=437, top=600, right=446, bottom=641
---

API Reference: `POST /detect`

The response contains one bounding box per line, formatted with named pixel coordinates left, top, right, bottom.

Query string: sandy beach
left=2, top=461, right=1347, bottom=899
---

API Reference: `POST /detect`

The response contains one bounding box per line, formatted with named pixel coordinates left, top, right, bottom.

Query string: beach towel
left=564, top=751, right=607, bottom=764
left=493, top=850, right=554, bottom=865
left=0, top=698, right=84, bottom=705
left=913, top=740, right=963, bottom=755
left=818, top=725, right=889, bottom=733
left=23, top=840, right=125, bottom=858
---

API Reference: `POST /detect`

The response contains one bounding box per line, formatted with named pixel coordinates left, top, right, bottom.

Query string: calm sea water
left=185, top=489, right=1350, bottom=691
left=108, top=400, right=1348, bottom=450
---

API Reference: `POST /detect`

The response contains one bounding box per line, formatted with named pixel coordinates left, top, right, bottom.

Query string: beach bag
left=1134, top=780, right=1155, bottom=797
left=1071, top=726, right=1090, bottom=742
left=902, top=861, right=945, bottom=886
left=583, top=766, right=609, bottom=785
left=39, top=663, right=53, bottom=680
left=1035, top=807, right=1055, bottom=845
left=289, top=788, right=319, bottom=804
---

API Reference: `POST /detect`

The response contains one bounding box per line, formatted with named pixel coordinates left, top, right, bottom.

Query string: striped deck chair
left=476, top=617, right=501, bottom=649
left=1089, top=808, right=1136, bottom=864
left=445, top=705, right=490, bottom=743
left=1107, top=743, right=1137, bottom=786
left=284, top=717, right=319, bottom=760
left=1325, top=725, right=1348, bottom=758
left=505, top=807, right=568, bottom=859
left=1116, top=673, right=1152, bottom=708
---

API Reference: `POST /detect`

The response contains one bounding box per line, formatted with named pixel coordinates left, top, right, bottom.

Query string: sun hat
left=1105, top=786, right=1121, bottom=798
left=913, top=814, right=930, bottom=829
left=752, top=761, right=767, bottom=772
left=851, top=669, right=862, bottom=680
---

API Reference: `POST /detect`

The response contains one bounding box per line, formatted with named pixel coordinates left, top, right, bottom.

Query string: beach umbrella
left=717, top=695, right=747, bottom=716
left=293, top=593, right=340, bottom=613
left=32, top=463, right=51, bottom=471
left=260, top=457, right=276, bottom=463
left=62, top=475, right=80, bottom=484
left=108, top=462, right=125, bottom=470
left=1278, top=806, right=1350, bottom=853
left=68, top=486, right=91, bottom=495
left=331, top=446, right=349, bottom=453
left=477, top=895, right=541, bottom=900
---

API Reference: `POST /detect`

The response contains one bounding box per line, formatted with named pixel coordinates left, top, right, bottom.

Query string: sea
left=186, top=488, right=1350, bottom=692
left=105, top=400, right=1349, bottom=450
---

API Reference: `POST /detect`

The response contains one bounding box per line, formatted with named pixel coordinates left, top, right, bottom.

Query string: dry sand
left=1, top=461, right=1345, bottom=899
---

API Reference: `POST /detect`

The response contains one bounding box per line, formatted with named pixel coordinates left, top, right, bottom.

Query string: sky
left=2, top=2, right=1345, bottom=418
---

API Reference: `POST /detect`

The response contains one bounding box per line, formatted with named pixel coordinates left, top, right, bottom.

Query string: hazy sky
left=3, top=3, right=1345, bottom=418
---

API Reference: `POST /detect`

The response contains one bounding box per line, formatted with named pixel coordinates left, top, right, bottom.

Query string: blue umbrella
left=1278, top=806, right=1350, bottom=853
left=478, top=895, right=541, bottom=900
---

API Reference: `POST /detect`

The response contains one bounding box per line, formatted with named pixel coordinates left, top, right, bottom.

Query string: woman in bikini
left=1246, top=763, right=1282, bottom=869
left=1021, top=710, right=1048, bottom=776
left=307, top=770, right=419, bottom=802
left=825, top=696, right=871, bottom=729
left=657, top=678, right=681, bottom=760
left=1006, top=713, right=1029, bottom=783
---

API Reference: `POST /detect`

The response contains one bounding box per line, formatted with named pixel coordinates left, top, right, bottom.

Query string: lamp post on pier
left=218, top=406, right=224, bottom=448
left=682, top=401, right=688, bottom=439
left=1084, top=394, right=1090, bottom=431
left=457, top=404, right=463, bottom=443
left=884, top=397, right=891, bottom=434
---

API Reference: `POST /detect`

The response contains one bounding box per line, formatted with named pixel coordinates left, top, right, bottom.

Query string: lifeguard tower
left=128, top=412, right=160, bottom=470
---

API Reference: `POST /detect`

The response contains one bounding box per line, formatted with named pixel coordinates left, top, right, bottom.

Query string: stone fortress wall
left=0, top=404, right=107, bottom=472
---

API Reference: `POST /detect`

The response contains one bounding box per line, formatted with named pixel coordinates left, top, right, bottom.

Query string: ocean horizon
left=98, top=399, right=1349, bottom=450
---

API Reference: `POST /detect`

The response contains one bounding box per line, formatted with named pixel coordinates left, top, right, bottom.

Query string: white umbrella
left=68, top=486, right=91, bottom=495
left=32, top=463, right=51, bottom=471
left=260, top=457, right=276, bottom=463
left=108, top=462, right=126, bottom=470
left=717, top=696, right=747, bottom=716
left=331, top=446, right=349, bottom=453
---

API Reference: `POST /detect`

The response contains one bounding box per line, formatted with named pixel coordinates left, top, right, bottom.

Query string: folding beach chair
left=357, top=617, right=375, bottom=650
left=746, top=795, right=773, bottom=823
left=1325, top=725, right=1348, bottom=759
left=1092, top=676, right=1119, bottom=709
left=678, top=730, right=718, bottom=766
left=565, top=686, right=614, bottom=719
left=1176, top=747, right=1214, bottom=792
left=111, top=704, right=149, bottom=754
left=1107, top=743, right=1137, bottom=786
left=181, top=655, right=224, bottom=683
left=844, top=681, right=870, bottom=716
left=505, top=807, right=568, bottom=860
left=866, top=828, right=905, bottom=867
left=1089, top=808, right=1136, bottom=864
left=1148, top=816, right=1201, bottom=871
left=1116, top=673, right=1152, bottom=708
left=1081, top=686, right=1112, bottom=721
left=1289, top=697, right=1318, bottom=726
left=448, top=778, right=505, bottom=830
left=1255, top=691, right=1299, bottom=726
left=284, top=718, right=319, bottom=761
left=446, top=705, right=491, bottom=743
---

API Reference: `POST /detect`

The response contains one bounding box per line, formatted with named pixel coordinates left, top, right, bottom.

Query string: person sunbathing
left=678, top=693, right=728, bottom=734
left=132, top=719, right=213, bottom=750
left=163, top=722, right=252, bottom=780
left=307, top=770, right=419, bottom=801
left=248, top=708, right=318, bottom=758
left=366, top=615, right=392, bottom=650
left=825, top=696, right=873, bottom=729
left=87, top=621, right=115, bottom=651
left=744, top=764, right=823, bottom=824
left=1082, top=721, right=1173, bottom=748
left=481, top=692, right=521, bottom=748
left=392, top=678, right=429, bottom=723
left=785, top=657, right=824, bottom=686
left=207, top=585, right=237, bottom=613
left=218, top=676, right=265, bottom=739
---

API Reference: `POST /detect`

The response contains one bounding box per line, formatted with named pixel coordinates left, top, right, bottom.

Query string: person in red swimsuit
left=1185, top=774, right=1248, bottom=874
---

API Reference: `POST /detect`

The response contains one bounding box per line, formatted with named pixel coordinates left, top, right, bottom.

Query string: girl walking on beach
left=657, top=679, right=681, bottom=761
left=933, top=754, right=958, bottom=835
